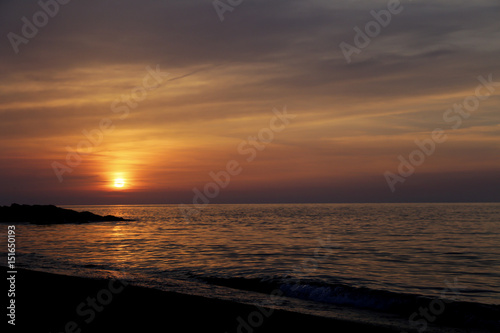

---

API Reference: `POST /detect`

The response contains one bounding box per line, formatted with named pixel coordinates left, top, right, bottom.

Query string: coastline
left=3, top=266, right=409, bottom=333
left=4, top=266, right=498, bottom=333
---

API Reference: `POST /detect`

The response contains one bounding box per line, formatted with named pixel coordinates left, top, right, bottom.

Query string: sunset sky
left=1, top=0, right=499, bottom=205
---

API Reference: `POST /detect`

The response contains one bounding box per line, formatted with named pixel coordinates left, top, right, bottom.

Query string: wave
left=198, top=275, right=500, bottom=331
left=13, top=258, right=500, bottom=331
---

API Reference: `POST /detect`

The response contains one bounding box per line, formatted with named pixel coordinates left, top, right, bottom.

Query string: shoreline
left=3, top=266, right=410, bottom=333
left=4, top=266, right=497, bottom=332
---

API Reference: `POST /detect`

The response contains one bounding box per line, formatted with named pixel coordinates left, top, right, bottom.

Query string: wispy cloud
left=0, top=0, right=498, bottom=204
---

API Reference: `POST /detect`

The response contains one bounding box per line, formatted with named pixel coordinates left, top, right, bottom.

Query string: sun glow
left=113, top=178, right=126, bottom=188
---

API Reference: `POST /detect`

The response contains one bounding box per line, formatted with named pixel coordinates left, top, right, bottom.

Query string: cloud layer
left=0, top=0, right=499, bottom=204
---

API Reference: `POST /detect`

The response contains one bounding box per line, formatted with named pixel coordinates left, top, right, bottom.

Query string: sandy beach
left=4, top=266, right=410, bottom=333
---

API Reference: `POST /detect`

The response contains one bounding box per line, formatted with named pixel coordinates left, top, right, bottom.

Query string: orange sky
left=1, top=0, right=499, bottom=204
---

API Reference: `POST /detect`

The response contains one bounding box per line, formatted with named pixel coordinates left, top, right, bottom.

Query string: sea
left=2, top=203, right=500, bottom=331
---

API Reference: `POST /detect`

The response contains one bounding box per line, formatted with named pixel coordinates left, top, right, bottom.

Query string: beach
left=5, top=266, right=413, bottom=333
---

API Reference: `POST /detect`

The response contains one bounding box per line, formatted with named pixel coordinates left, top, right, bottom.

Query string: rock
left=0, top=204, right=131, bottom=224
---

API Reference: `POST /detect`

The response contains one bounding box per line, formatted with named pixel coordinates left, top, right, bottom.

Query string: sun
left=113, top=178, right=126, bottom=188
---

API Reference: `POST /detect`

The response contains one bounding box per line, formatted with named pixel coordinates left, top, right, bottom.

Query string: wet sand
left=4, top=266, right=408, bottom=333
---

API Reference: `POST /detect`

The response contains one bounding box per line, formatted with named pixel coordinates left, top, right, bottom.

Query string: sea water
left=1, top=203, right=499, bottom=328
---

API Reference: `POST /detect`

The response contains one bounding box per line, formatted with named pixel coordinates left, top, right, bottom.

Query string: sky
left=0, top=0, right=499, bottom=205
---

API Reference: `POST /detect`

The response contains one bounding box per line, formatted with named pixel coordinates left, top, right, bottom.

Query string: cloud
left=0, top=0, right=499, bottom=204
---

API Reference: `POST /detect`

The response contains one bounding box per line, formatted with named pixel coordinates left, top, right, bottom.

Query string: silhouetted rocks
left=0, top=204, right=130, bottom=224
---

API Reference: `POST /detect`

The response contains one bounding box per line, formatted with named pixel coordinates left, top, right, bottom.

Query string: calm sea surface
left=2, top=203, right=499, bottom=315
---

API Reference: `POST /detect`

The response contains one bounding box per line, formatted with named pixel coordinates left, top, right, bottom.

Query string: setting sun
left=114, top=178, right=126, bottom=188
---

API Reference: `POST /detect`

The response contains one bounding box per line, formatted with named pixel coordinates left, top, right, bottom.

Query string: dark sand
left=4, top=266, right=412, bottom=333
